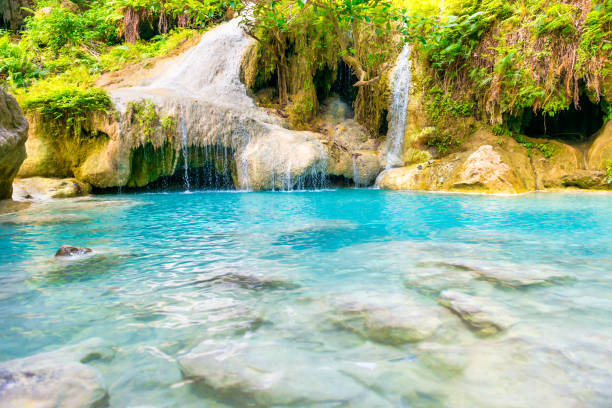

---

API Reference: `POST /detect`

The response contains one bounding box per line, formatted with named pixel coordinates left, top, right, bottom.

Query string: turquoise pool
left=1, top=190, right=611, bottom=407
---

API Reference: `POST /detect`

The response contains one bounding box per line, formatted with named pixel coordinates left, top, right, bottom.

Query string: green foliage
left=418, top=0, right=611, bottom=133
left=606, top=160, right=612, bottom=183
left=22, top=2, right=121, bottom=54
left=127, top=99, right=160, bottom=140
left=536, top=142, right=555, bottom=158
left=532, top=3, right=578, bottom=36
left=426, top=133, right=458, bottom=154
left=160, top=113, right=177, bottom=136
left=96, top=28, right=194, bottom=72
left=0, top=31, right=43, bottom=87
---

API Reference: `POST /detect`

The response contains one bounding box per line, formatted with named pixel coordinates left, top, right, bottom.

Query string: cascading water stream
left=180, top=116, right=190, bottom=191
left=385, top=45, right=412, bottom=170
left=352, top=155, right=359, bottom=188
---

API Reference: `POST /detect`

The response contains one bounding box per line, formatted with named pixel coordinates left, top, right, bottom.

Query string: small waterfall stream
left=385, top=45, right=412, bottom=169
left=352, top=155, right=359, bottom=188
left=180, top=116, right=191, bottom=191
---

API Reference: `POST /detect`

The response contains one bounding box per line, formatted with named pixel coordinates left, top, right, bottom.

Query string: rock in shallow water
left=12, top=177, right=92, bottom=201
left=178, top=339, right=387, bottom=407
left=437, top=290, right=515, bottom=336
left=332, top=293, right=442, bottom=345
left=55, top=245, right=93, bottom=258
left=0, top=339, right=111, bottom=408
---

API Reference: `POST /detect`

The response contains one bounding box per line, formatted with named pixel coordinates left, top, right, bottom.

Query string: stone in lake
left=333, top=293, right=442, bottom=345
left=55, top=245, right=93, bottom=258
left=0, top=339, right=110, bottom=408
left=178, top=339, right=386, bottom=407
left=437, top=290, right=515, bottom=336
left=468, top=264, right=569, bottom=288
left=193, top=272, right=299, bottom=291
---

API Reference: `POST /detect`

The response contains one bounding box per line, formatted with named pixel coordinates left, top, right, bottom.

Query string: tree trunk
left=124, top=7, right=140, bottom=43
left=0, top=0, right=33, bottom=30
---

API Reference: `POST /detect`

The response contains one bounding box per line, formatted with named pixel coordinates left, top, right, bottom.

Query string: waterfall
left=352, top=155, right=359, bottom=188
left=180, top=116, right=190, bottom=191
left=111, top=17, right=329, bottom=191
left=385, top=44, right=412, bottom=169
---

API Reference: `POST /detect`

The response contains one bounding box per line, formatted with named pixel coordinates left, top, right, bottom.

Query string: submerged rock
left=0, top=339, right=111, bottom=408
left=332, top=293, right=442, bottom=345
left=437, top=290, right=515, bottom=336
left=13, top=177, right=92, bottom=201
left=192, top=272, right=299, bottom=291
left=55, top=245, right=93, bottom=258
left=179, top=339, right=381, bottom=407
left=0, top=213, right=92, bottom=226
left=414, top=260, right=569, bottom=289
left=0, top=88, right=28, bottom=199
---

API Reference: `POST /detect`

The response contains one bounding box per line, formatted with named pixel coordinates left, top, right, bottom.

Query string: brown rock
left=55, top=245, right=93, bottom=257
left=0, top=88, right=28, bottom=199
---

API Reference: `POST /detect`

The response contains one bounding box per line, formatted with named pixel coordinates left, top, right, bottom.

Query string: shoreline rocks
left=0, top=88, right=28, bottom=199
left=13, top=177, right=92, bottom=201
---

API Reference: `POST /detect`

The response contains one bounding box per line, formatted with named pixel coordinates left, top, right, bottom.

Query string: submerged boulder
left=0, top=339, right=110, bottom=408
left=437, top=290, right=515, bottom=336
left=332, top=293, right=442, bottom=345
left=13, top=177, right=92, bottom=201
left=0, top=88, right=28, bottom=199
left=178, top=339, right=382, bottom=407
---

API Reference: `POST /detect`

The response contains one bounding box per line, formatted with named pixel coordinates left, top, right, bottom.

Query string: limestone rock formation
left=0, top=338, right=110, bottom=408
left=13, top=177, right=91, bottom=201
left=379, top=130, right=535, bottom=193
left=587, top=121, right=612, bottom=173
left=0, top=88, right=28, bottom=199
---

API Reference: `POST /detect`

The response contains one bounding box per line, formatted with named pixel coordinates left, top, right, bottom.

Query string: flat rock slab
left=415, top=260, right=569, bottom=289
left=437, top=290, right=515, bottom=336
left=179, top=339, right=386, bottom=407
left=0, top=339, right=111, bottom=408
left=332, top=293, right=442, bottom=345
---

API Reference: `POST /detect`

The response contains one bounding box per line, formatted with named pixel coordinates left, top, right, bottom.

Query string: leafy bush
left=0, top=31, right=44, bottom=87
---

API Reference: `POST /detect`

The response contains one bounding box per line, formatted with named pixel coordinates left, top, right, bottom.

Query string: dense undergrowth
left=420, top=0, right=611, bottom=150
left=0, top=0, right=232, bottom=135
left=2, top=0, right=610, bottom=160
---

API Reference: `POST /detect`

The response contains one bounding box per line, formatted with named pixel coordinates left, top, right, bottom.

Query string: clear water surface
left=1, top=189, right=611, bottom=407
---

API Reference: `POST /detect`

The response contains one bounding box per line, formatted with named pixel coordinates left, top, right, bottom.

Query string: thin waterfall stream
left=180, top=116, right=191, bottom=191
left=386, top=45, right=412, bottom=169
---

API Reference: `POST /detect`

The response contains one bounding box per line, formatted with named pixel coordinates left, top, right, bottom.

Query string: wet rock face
left=55, top=245, right=93, bottom=258
left=0, top=88, right=28, bottom=199
left=587, top=121, right=612, bottom=173
left=0, top=339, right=110, bottom=408
left=12, top=177, right=92, bottom=201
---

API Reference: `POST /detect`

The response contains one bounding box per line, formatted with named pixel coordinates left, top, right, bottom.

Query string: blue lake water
left=1, top=190, right=611, bottom=407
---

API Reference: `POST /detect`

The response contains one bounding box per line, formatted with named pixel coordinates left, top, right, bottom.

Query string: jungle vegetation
left=1, top=0, right=610, bottom=150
